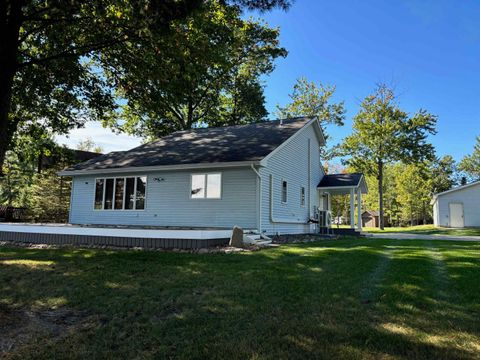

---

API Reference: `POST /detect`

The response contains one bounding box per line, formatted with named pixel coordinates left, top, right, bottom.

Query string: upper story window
left=191, top=173, right=221, bottom=199
left=94, top=176, right=146, bottom=210
left=301, top=186, right=306, bottom=206
left=281, top=180, right=288, bottom=203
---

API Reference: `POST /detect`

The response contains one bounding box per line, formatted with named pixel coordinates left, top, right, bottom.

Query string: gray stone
left=229, top=226, right=244, bottom=248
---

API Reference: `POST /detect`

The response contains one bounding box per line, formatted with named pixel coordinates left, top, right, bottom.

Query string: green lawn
left=364, top=224, right=480, bottom=236
left=1, top=238, right=479, bottom=359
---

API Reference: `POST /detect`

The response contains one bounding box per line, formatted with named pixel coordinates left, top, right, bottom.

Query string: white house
left=58, top=117, right=367, bottom=236
left=431, top=180, right=480, bottom=228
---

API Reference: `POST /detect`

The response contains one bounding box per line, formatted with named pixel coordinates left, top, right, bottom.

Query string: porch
left=317, top=173, right=368, bottom=232
left=0, top=223, right=233, bottom=249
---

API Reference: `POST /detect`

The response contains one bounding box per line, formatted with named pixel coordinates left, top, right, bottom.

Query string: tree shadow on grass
left=0, top=239, right=479, bottom=359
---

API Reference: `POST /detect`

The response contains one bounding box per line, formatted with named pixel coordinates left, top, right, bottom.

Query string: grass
left=363, top=224, right=480, bottom=236
left=1, top=238, right=479, bottom=359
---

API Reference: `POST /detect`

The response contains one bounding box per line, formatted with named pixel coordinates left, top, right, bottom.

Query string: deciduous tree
left=429, top=155, right=457, bottom=194
left=339, top=84, right=436, bottom=229
left=276, top=77, right=345, bottom=156
left=458, top=136, right=480, bottom=181
left=0, top=0, right=292, bottom=174
left=101, top=1, right=286, bottom=139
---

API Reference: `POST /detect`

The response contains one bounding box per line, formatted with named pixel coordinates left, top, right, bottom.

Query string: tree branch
left=18, top=36, right=125, bottom=68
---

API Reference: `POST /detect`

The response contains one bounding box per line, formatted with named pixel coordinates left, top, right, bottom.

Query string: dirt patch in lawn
left=0, top=304, right=92, bottom=357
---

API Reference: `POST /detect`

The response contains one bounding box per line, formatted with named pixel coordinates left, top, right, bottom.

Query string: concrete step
left=331, top=228, right=362, bottom=236
left=243, top=234, right=272, bottom=246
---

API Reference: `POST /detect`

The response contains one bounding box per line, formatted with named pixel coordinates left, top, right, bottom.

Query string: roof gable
left=61, top=117, right=318, bottom=174
left=431, top=180, right=480, bottom=204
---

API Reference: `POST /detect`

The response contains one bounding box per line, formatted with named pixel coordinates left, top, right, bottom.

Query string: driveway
left=366, top=232, right=480, bottom=242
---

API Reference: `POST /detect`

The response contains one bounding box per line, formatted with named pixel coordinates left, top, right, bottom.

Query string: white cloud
left=55, top=123, right=142, bottom=153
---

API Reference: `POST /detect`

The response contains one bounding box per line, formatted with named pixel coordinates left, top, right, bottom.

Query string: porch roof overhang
left=317, top=173, right=368, bottom=195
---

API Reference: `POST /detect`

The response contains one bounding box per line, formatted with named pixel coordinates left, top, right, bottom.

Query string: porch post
left=350, top=188, right=355, bottom=229
left=357, top=187, right=362, bottom=231
left=327, top=192, right=331, bottom=211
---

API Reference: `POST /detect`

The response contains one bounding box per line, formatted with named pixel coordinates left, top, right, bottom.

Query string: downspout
left=251, top=164, right=262, bottom=233
left=68, top=176, right=74, bottom=224
left=308, top=138, right=311, bottom=218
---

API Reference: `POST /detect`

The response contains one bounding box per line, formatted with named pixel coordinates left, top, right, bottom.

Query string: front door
left=449, top=203, right=464, bottom=228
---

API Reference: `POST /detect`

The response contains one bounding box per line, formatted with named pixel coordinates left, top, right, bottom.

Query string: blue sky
left=260, top=0, right=480, bottom=161
left=58, top=0, right=480, bottom=162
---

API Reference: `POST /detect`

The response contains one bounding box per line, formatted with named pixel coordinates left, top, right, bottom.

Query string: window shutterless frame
left=281, top=178, right=288, bottom=204
left=93, top=175, right=147, bottom=211
left=300, top=186, right=306, bottom=207
left=190, top=172, right=222, bottom=199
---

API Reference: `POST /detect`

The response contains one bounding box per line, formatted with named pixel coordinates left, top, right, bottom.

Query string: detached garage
left=431, top=180, right=480, bottom=228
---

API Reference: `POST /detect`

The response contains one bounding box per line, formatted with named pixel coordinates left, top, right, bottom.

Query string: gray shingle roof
left=317, top=173, right=364, bottom=188
left=63, top=117, right=313, bottom=172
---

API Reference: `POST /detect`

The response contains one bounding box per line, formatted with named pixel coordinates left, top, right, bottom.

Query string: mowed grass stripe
left=359, top=242, right=396, bottom=304
left=1, top=239, right=479, bottom=360
left=195, top=239, right=387, bottom=359
left=367, top=241, right=478, bottom=359
left=436, top=241, right=480, bottom=355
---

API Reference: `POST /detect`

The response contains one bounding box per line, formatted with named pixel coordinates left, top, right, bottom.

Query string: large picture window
left=191, top=173, right=221, bottom=199
left=94, top=176, right=147, bottom=210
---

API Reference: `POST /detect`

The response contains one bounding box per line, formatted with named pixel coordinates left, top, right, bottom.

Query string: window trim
left=300, top=185, right=306, bottom=207
left=281, top=179, right=288, bottom=204
left=134, top=175, right=148, bottom=210
left=190, top=172, right=222, bottom=200
left=93, top=175, right=147, bottom=211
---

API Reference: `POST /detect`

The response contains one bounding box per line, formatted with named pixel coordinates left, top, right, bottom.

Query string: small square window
left=191, top=173, right=221, bottom=199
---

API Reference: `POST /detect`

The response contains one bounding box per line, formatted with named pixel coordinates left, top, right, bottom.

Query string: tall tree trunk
left=0, top=0, right=23, bottom=175
left=422, top=201, right=427, bottom=224
left=410, top=201, right=413, bottom=226
left=0, top=68, right=17, bottom=176
left=377, top=160, right=385, bottom=230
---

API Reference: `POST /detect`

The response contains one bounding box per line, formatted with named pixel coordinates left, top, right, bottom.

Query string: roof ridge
left=133, top=117, right=312, bottom=150
left=60, top=116, right=314, bottom=174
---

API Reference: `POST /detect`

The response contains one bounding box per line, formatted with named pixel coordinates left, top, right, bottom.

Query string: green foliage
left=1, top=0, right=291, bottom=172
left=394, top=163, right=432, bottom=225
left=26, top=169, right=72, bottom=223
left=276, top=77, right=346, bottom=143
left=100, top=1, right=287, bottom=139
left=458, top=135, right=480, bottom=181
left=345, top=159, right=460, bottom=226
left=0, top=129, right=57, bottom=206
left=339, top=84, right=437, bottom=228
left=429, top=155, right=457, bottom=194
left=340, top=85, right=437, bottom=175
left=1, top=133, right=76, bottom=222
left=0, top=153, right=35, bottom=207
left=76, top=138, right=104, bottom=153
left=362, top=164, right=401, bottom=225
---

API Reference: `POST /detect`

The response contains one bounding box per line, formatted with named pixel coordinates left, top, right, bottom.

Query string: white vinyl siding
left=433, top=182, right=480, bottom=227
left=69, top=168, right=256, bottom=228
left=259, top=123, right=323, bottom=235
